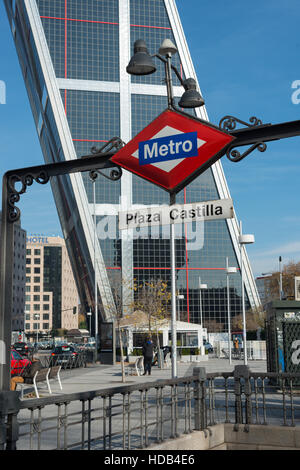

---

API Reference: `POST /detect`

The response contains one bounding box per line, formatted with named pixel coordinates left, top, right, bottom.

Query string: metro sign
left=111, top=109, right=235, bottom=194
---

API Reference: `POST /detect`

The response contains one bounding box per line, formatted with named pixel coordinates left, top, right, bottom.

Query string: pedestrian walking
left=142, top=338, right=154, bottom=376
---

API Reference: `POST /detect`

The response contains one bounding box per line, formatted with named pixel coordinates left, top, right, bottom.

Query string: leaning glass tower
left=5, top=0, right=260, bottom=332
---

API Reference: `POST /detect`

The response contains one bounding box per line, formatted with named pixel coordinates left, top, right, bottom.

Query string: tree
left=263, top=260, right=300, bottom=301
left=231, top=306, right=266, bottom=337
left=205, top=319, right=224, bottom=333
left=133, top=279, right=171, bottom=361
left=103, top=274, right=133, bottom=383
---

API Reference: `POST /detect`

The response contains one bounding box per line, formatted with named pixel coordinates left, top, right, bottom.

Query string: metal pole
left=0, top=174, right=14, bottom=391
left=93, top=180, right=98, bottom=355
left=165, top=54, right=174, bottom=109
left=170, top=193, right=177, bottom=378
left=226, top=257, right=232, bottom=365
left=199, top=284, right=203, bottom=327
left=239, top=222, right=247, bottom=366
left=279, top=256, right=283, bottom=300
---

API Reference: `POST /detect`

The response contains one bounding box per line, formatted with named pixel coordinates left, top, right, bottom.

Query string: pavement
left=22, top=357, right=267, bottom=399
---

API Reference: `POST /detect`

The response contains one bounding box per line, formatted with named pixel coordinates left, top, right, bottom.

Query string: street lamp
left=238, top=221, right=255, bottom=366
left=127, top=39, right=205, bottom=110
left=225, top=258, right=238, bottom=364
left=89, top=173, right=99, bottom=356
left=261, top=256, right=283, bottom=300
left=198, top=277, right=207, bottom=327
left=177, top=294, right=184, bottom=321
left=87, top=311, right=92, bottom=336
left=127, top=39, right=204, bottom=379
left=198, top=278, right=207, bottom=355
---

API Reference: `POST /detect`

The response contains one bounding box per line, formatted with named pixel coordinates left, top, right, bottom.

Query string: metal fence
left=1, top=365, right=300, bottom=450
left=40, top=352, right=88, bottom=370
left=213, top=341, right=267, bottom=361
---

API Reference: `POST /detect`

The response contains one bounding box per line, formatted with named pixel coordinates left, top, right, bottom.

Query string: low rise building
left=25, top=236, right=79, bottom=337
left=0, top=212, right=26, bottom=332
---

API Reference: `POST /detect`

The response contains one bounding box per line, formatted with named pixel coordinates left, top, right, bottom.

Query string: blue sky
left=0, top=0, right=300, bottom=277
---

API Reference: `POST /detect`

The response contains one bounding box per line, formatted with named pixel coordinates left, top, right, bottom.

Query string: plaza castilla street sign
left=111, top=108, right=235, bottom=194
left=119, top=198, right=234, bottom=230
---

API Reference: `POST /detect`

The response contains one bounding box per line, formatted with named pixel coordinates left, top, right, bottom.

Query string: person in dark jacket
left=142, top=338, right=154, bottom=376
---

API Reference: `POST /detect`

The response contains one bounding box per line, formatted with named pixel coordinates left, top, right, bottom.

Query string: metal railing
left=1, top=365, right=300, bottom=450
left=41, top=352, right=88, bottom=370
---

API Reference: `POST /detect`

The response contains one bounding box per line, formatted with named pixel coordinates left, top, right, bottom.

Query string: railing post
left=0, top=391, right=21, bottom=450
left=234, top=365, right=252, bottom=429
left=193, top=367, right=207, bottom=431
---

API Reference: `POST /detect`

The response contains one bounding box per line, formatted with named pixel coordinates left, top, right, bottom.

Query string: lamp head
left=126, top=39, right=156, bottom=76
left=178, top=78, right=205, bottom=108
left=239, top=234, right=255, bottom=245
left=159, top=38, right=178, bottom=56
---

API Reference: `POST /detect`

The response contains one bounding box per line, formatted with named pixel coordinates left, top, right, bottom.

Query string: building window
left=34, top=258, right=41, bottom=264
left=26, top=258, right=31, bottom=264
left=34, top=249, right=41, bottom=255
left=33, top=304, right=40, bottom=311
left=33, top=295, right=40, bottom=301
left=34, top=267, right=40, bottom=274
left=34, top=277, right=40, bottom=283
left=43, top=295, right=50, bottom=301
left=43, top=323, right=49, bottom=330
left=43, top=314, right=49, bottom=320
left=26, top=249, right=31, bottom=255
left=34, top=286, right=40, bottom=292
left=43, top=304, right=49, bottom=311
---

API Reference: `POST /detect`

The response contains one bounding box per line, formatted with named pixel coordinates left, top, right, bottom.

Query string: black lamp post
left=127, top=39, right=205, bottom=378
left=127, top=38, right=204, bottom=111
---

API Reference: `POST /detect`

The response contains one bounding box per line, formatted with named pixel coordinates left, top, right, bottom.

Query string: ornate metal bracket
left=5, top=137, right=125, bottom=223
left=87, top=137, right=124, bottom=182
left=7, top=170, right=50, bottom=222
left=219, top=115, right=267, bottom=162
left=226, top=141, right=267, bottom=163
left=219, top=115, right=263, bottom=132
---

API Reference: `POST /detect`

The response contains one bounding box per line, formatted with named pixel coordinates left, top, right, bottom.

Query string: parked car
left=49, top=344, right=80, bottom=368
left=203, top=340, right=213, bottom=353
left=13, top=342, right=35, bottom=357
left=11, top=349, right=31, bottom=376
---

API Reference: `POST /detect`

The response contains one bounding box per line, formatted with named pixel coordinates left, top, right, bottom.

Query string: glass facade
left=5, top=0, right=260, bottom=332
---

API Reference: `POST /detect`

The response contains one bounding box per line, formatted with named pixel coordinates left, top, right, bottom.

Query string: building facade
left=5, top=0, right=260, bottom=333
left=0, top=212, right=26, bottom=332
left=24, top=236, right=79, bottom=336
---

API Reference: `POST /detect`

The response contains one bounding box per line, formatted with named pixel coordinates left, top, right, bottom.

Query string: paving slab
left=26, top=358, right=267, bottom=398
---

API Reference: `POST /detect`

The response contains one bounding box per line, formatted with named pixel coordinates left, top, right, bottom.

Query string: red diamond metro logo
left=111, top=109, right=235, bottom=193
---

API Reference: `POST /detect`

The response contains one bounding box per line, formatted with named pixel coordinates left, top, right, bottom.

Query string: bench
left=125, top=357, right=144, bottom=376
left=21, top=365, right=62, bottom=398
left=164, top=352, right=171, bottom=368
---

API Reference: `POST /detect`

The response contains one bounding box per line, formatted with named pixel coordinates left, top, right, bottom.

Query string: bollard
left=233, top=365, right=252, bottom=430
left=193, top=367, right=207, bottom=431
left=0, top=391, right=21, bottom=450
